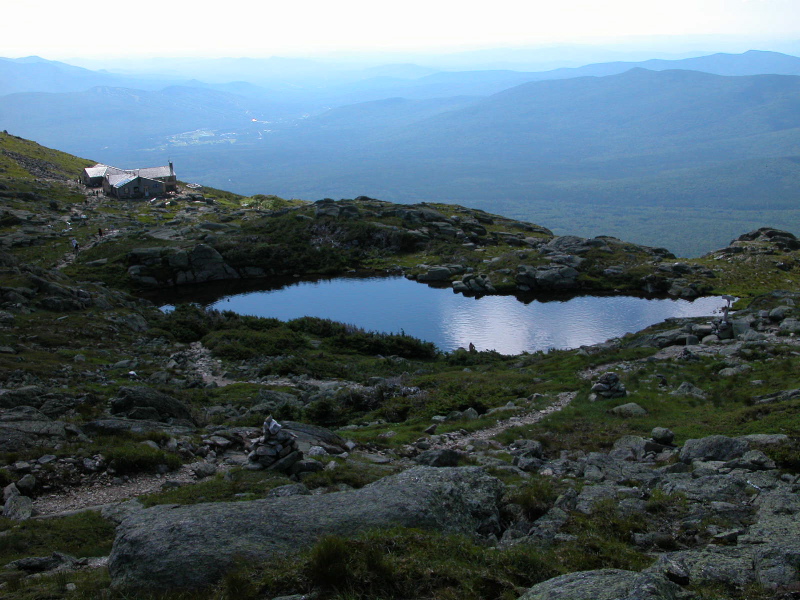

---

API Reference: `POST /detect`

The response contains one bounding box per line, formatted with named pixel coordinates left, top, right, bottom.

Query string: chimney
left=169, top=161, right=174, bottom=176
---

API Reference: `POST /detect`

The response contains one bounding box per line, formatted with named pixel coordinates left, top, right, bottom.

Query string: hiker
left=70, top=238, right=79, bottom=252
left=98, top=228, right=103, bottom=237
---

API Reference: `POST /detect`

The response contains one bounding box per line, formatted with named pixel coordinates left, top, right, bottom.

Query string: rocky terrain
left=1, top=131, right=800, bottom=600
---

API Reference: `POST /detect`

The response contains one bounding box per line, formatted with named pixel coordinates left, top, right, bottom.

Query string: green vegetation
left=0, top=512, right=115, bottom=566
left=0, top=131, right=93, bottom=181
left=509, top=476, right=560, bottom=521
left=140, top=469, right=291, bottom=507
left=219, top=528, right=560, bottom=600
left=558, top=498, right=651, bottom=573
left=0, top=134, right=798, bottom=600
left=104, top=442, right=182, bottom=475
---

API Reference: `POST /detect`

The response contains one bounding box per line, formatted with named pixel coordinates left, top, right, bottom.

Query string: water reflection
left=189, top=276, right=727, bottom=355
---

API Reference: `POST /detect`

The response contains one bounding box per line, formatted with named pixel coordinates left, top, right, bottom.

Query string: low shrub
left=153, top=304, right=215, bottom=343
left=140, top=470, right=289, bottom=507
left=300, top=460, right=393, bottom=490
left=559, top=498, right=651, bottom=572
left=329, top=329, right=437, bottom=360
left=105, top=442, right=181, bottom=475
left=303, top=397, right=349, bottom=427
left=0, top=467, right=12, bottom=488
left=307, top=534, right=394, bottom=593
left=203, top=327, right=308, bottom=359
left=762, top=439, right=800, bottom=473
left=0, top=511, right=115, bottom=565
left=645, top=489, right=688, bottom=514
left=252, top=528, right=561, bottom=600
left=288, top=316, right=349, bottom=337
left=510, top=476, right=559, bottom=521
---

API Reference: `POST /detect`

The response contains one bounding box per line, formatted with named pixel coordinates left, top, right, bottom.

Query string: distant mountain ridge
left=4, top=49, right=800, bottom=99
left=174, top=68, right=800, bottom=209
left=530, top=49, right=800, bottom=81
left=2, top=51, right=800, bottom=256
left=0, top=56, right=180, bottom=95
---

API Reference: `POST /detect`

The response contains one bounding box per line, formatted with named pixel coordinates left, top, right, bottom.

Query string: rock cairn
left=590, top=372, right=627, bottom=400
left=247, top=416, right=302, bottom=473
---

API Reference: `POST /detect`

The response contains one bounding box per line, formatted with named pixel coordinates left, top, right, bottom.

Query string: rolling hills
left=2, top=51, right=800, bottom=256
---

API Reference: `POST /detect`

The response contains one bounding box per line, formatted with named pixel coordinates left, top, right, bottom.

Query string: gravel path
left=430, top=391, right=576, bottom=450
left=32, top=465, right=197, bottom=517
left=186, top=341, right=233, bottom=386
left=32, top=392, right=576, bottom=516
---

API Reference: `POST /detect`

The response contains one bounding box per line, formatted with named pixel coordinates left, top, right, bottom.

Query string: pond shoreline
left=146, top=274, right=727, bottom=355
left=140, top=269, right=722, bottom=308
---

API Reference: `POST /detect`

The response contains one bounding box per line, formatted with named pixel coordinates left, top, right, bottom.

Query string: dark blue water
left=202, top=276, right=727, bottom=355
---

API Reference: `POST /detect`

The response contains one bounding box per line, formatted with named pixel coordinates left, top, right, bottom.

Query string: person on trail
left=70, top=238, right=79, bottom=252
left=98, top=228, right=103, bottom=237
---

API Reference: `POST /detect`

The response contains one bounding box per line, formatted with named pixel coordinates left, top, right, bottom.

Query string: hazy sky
left=4, top=0, right=800, bottom=60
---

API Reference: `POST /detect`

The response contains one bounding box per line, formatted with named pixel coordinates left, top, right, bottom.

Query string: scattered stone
left=247, top=416, right=303, bottom=474
left=591, top=372, right=627, bottom=399
left=3, top=482, right=20, bottom=502
left=609, top=402, right=648, bottom=417
left=461, top=407, right=480, bottom=420
left=190, top=461, right=217, bottom=479
left=3, top=493, right=34, bottom=520
left=306, top=445, right=328, bottom=457
left=414, top=448, right=461, bottom=467
left=670, top=382, right=707, bottom=399
left=110, top=386, right=194, bottom=423
left=16, top=473, right=35, bottom=494
left=651, top=428, right=675, bottom=446
left=267, top=483, right=311, bottom=498
left=6, top=551, right=77, bottom=573
left=718, top=364, right=752, bottom=377
left=679, top=435, right=750, bottom=464
left=724, top=450, right=776, bottom=471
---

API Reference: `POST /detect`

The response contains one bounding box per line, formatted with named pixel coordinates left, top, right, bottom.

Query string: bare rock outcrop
left=518, top=569, right=690, bottom=600
left=108, top=466, right=504, bottom=591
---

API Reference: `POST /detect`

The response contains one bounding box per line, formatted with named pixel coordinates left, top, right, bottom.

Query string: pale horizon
left=4, top=0, right=800, bottom=63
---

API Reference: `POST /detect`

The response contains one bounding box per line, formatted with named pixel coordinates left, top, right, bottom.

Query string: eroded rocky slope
left=2, top=133, right=800, bottom=600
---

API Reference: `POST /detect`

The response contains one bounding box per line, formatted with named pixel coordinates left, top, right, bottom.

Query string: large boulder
left=108, top=466, right=504, bottom=591
left=415, top=448, right=461, bottom=467
left=110, top=386, right=194, bottom=423
left=185, top=244, right=240, bottom=284
left=0, top=406, right=72, bottom=452
left=81, top=417, right=195, bottom=437
left=417, top=266, right=453, bottom=283
left=544, top=235, right=604, bottom=255
left=0, top=386, right=45, bottom=409
left=516, top=264, right=579, bottom=291
left=128, top=244, right=240, bottom=287
left=282, top=421, right=350, bottom=454
left=3, top=493, right=34, bottom=521
left=679, top=435, right=749, bottom=464
left=517, top=569, right=688, bottom=600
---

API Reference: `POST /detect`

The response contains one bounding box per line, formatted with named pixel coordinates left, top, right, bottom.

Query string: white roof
left=84, top=164, right=109, bottom=177
left=108, top=174, right=137, bottom=188
left=96, top=163, right=174, bottom=185
left=137, top=166, right=173, bottom=179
